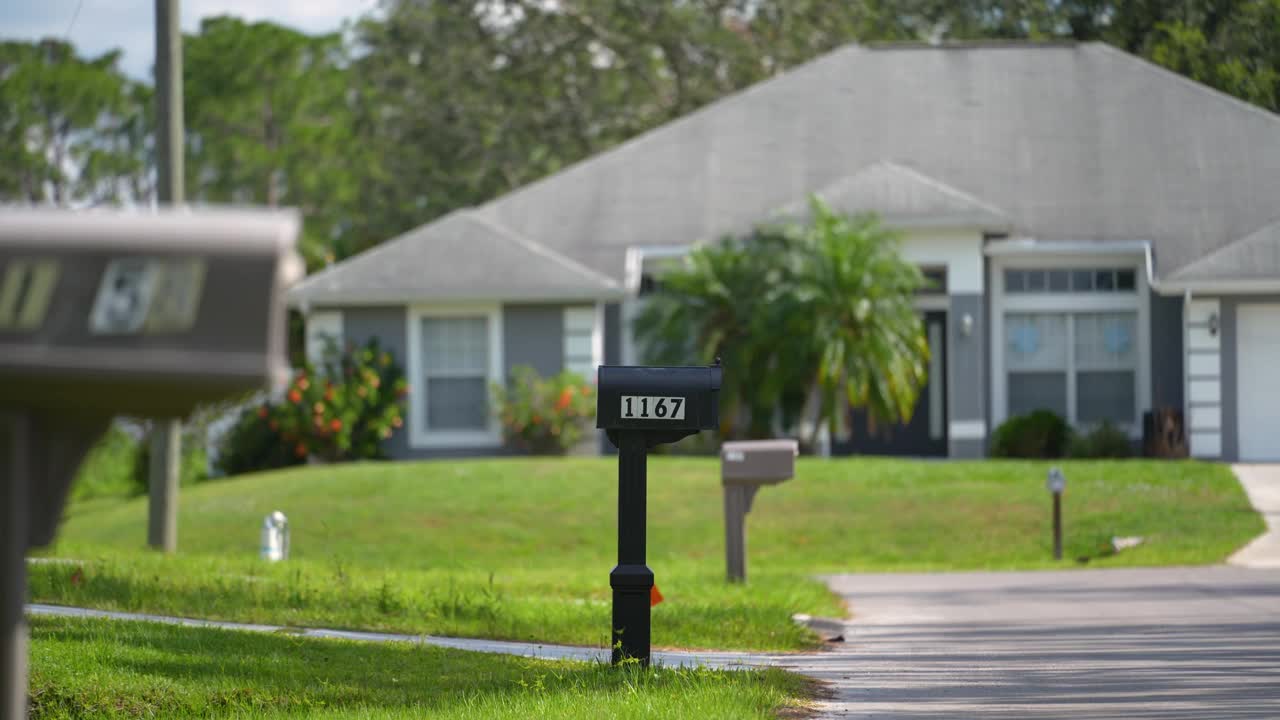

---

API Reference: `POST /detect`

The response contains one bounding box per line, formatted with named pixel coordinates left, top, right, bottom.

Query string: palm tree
left=634, top=197, right=929, bottom=449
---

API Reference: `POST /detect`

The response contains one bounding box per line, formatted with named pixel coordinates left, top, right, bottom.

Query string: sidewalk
left=1229, top=464, right=1280, bottom=568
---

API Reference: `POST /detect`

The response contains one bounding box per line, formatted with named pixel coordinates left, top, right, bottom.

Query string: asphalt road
left=784, top=567, right=1280, bottom=719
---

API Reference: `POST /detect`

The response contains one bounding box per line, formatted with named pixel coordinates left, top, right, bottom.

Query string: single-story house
left=287, top=41, right=1280, bottom=462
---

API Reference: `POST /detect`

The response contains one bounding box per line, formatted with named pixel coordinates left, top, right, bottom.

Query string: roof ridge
left=461, top=210, right=621, bottom=291
left=1167, top=215, right=1280, bottom=280
left=1088, top=42, right=1280, bottom=129
left=859, top=160, right=1009, bottom=217
left=289, top=208, right=471, bottom=296
left=866, top=40, right=1080, bottom=50
left=482, top=44, right=868, bottom=226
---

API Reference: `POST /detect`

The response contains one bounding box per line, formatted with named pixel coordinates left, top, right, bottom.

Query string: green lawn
left=30, top=457, right=1263, bottom=652
left=29, top=615, right=810, bottom=719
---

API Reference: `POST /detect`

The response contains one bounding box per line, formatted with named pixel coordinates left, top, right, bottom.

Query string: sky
left=0, top=0, right=379, bottom=78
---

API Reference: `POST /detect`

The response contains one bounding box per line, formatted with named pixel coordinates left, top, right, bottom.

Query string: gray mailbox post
left=596, top=364, right=722, bottom=666
left=721, top=439, right=798, bottom=582
left=0, top=208, right=299, bottom=719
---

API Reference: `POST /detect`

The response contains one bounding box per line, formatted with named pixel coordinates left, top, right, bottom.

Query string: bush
left=990, top=410, right=1071, bottom=459
left=493, top=366, right=595, bottom=455
left=213, top=405, right=304, bottom=477
left=72, top=424, right=143, bottom=501
left=1068, top=421, right=1134, bottom=458
left=215, top=340, right=408, bottom=474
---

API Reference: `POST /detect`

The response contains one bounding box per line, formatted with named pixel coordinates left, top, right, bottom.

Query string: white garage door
left=1237, top=304, right=1280, bottom=461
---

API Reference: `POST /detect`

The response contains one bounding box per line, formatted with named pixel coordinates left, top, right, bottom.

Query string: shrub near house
left=493, top=366, right=596, bottom=455
left=216, top=340, right=408, bottom=474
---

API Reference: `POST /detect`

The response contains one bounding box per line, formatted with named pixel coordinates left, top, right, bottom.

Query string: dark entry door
left=834, top=311, right=947, bottom=457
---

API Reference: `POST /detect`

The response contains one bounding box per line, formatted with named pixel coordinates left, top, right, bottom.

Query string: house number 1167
left=621, top=396, right=686, bottom=420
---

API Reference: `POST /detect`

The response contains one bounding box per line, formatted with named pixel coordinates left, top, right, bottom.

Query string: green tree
left=0, top=39, right=148, bottom=206
left=636, top=200, right=928, bottom=449
left=183, top=17, right=360, bottom=265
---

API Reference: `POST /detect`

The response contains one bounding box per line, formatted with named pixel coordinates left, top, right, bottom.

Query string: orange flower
left=330, top=418, right=343, bottom=432
left=288, top=389, right=302, bottom=404
left=294, top=442, right=308, bottom=458
left=313, top=402, right=325, bottom=415
left=555, top=388, right=573, bottom=411
left=257, top=405, right=269, bottom=418
left=532, top=414, right=542, bottom=425
left=323, top=387, right=334, bottom=401
left=297, top=377, right=310, bottom=391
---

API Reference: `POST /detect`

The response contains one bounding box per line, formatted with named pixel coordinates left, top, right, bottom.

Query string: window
left=1074, top=313, right=1137, bottom=424
left=420, top=316, right=490, bottom=431
left=1004, top=268, right=1137, bottom=294
left=1004, top=311, right=1138, bottom=426
left=305, top=311, right=343, bottom=368
left=564, top=307, right=597, bottom=380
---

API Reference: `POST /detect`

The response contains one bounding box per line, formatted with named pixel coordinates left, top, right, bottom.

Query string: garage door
left=1237, top=304, right=1280, bottom=461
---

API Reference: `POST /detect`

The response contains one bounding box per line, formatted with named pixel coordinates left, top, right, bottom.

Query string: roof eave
left=288, top=287, right=625, bottom=310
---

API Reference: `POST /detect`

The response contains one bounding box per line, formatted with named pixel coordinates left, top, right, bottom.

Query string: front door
left=834, top=311, right=948, bottom=457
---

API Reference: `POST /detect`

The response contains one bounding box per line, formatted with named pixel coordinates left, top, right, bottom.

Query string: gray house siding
left=342, top=302, right=592, bottom=460
left=948, top=293, right=986, bottom=458
left=1149, top=292, right=1184, bottom=414
left=503, top=305, right=565, bottom=379
left=604, top=303, right=622, bottom=365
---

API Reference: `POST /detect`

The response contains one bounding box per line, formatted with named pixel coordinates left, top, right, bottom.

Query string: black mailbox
left=596, top=365, right=721, bottom=445
left=594, top=363, right=722, bottom=667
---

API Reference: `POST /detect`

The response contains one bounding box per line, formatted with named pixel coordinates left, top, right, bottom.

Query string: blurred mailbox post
left=1, top=208, right=300, bottom=720
left=720, top=440, right=798, bottom=582
left=596, top=364, right=722, bottom=666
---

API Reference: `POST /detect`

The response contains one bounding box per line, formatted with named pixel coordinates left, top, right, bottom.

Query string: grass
left=28, top=615, right=811, bottom=719
left=31, top=457, right=1263, bottom=652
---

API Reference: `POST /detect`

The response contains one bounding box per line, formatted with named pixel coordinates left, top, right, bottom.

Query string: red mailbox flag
left=650, top=585, right=664, bottom=607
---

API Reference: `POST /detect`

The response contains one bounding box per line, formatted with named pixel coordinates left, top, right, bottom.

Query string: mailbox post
left=721, top=440, right=797, bottom=582
left=0, top=208, right=299, bottom=719
left=596, top=364, right=722, bottom=666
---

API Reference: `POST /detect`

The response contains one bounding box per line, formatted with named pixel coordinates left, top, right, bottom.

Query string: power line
left=64, top=0, right=86, bottom=40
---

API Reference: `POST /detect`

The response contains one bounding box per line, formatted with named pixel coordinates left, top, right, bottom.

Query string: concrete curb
left=25, top=603, right=793, bottom=671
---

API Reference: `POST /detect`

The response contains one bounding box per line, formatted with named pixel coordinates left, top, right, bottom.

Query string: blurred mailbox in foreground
left=721, top=439, right=798, bottom=582
left=1, top=207, right=300, bottom=720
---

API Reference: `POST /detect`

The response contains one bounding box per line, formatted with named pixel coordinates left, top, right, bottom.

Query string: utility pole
left=149, top=0, right=184, bottom=553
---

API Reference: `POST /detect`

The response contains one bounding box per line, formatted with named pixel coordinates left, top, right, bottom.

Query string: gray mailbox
left=1, top=207, right=300, bottom=719
left=721, top=439, right=798, bottom=582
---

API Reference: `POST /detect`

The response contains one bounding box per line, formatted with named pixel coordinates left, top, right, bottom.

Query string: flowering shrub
left=493, top=366, right=595, bottom=455
left=216, top=340, right=408, bottom=473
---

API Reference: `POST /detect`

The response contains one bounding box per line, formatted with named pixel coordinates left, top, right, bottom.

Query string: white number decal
left=620, top=396, right=686, bottom=420
left=89, top=258, right=206, bottom=335
left=0, top=259, right=59, bottom=331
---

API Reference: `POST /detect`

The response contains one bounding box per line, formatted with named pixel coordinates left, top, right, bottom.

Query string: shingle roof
left=307, top=41, right=1280, bottom=299
left=1166, top=218, right=1280, bottom=284
left=480, top=42, right=1280, bottom=282
left=286, top=209, right=622, bottom=307
left=769, top=161, right=1010, bottom=229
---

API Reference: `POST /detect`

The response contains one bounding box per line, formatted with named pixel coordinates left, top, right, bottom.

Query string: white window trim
left=990, top=253, right=1151, bottom=436
left=405, top=302, right=504, bottom=449
left=305, top=310, right=343, bottom=368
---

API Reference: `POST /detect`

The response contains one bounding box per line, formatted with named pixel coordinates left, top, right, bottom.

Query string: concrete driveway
left=787, top=567, right=1280, bottom=718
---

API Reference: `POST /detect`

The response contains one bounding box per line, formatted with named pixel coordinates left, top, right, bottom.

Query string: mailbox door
left=596, top=365, right=721, bottom=432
